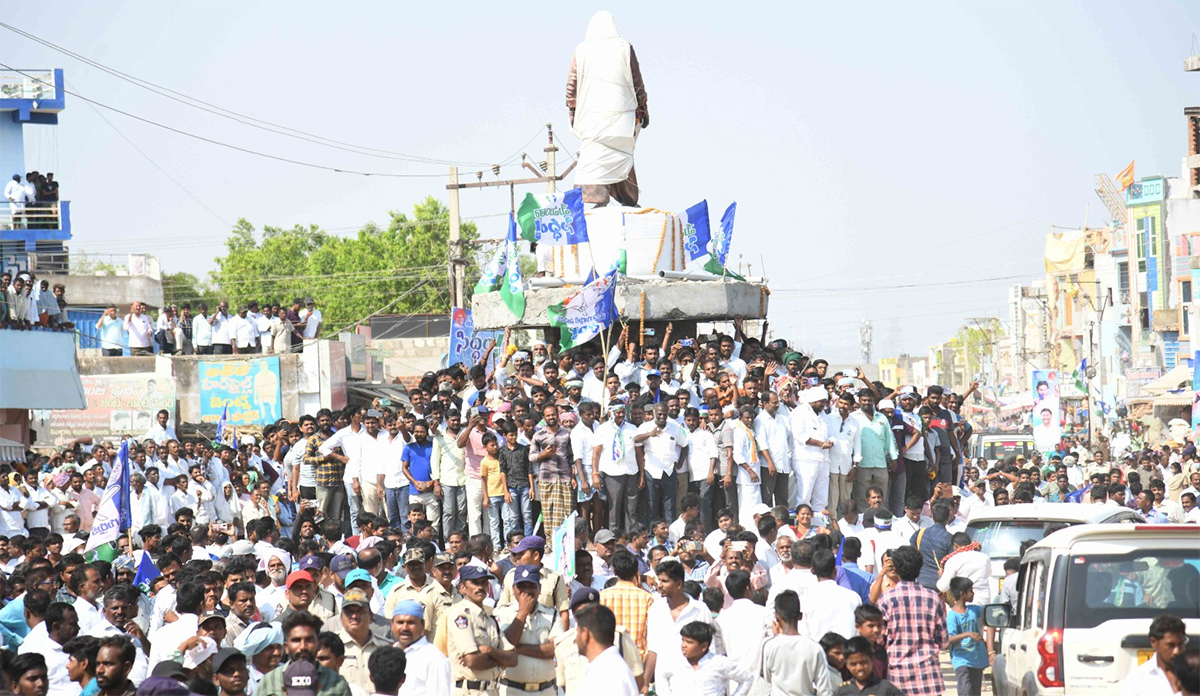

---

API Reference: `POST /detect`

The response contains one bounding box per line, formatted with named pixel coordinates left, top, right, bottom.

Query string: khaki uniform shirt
left=446, top=600, right=504, bottom=689
left=420, top=580, right=457, bottom=644
left=334, top=627, right=391, bottom=694
left=384, top=575, right=435, bottom=617
left=494, top=603, right=561, bottom=688
left=496, top=566, right=569, bottom=616
left=553, top=626, right=643, bottom=695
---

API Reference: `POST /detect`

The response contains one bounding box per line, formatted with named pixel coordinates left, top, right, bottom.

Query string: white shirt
left=23, top=485, right=52, bottom=530
left=892, top=514, right=931, bottom=542
left=210, top=311, right=232, bottom=345
left=800, top=579, right=861, bottom=641
left=86, top=618, right=151, bottom=684
left=229, top=314, right=258, bottom=349
left=358, top=430, right=391, bottom=487
left=715, top=597, right=770, bottom=679
left=823, top=411, right=861, bottom=476
left=149, top=613, right=199, bottom=669
left=646, top=595, right=712, bottom=660
left=684, top=427, right=718, bottom=483
left=571, top=420, right=597, bottom=477
left=593, top=420, right=639, bottom=477
left=760, top=633, right=833, bottom=696
left=19, top=627, right=79, bottom=696
left=792, top=404, right=829, bottom=464
left=857, top=527, right=905, bottom=571
left=5, top=179, right=24, bottom=203
left=935, top=548, right=992, bottom=601
left=731, top=421, right=762, bottom=484
left=124, top=313, right=153, bottom=348
left=320, top=424, right=366, bottom=487
left=636, top=420, right=687, bottom=480
left=579, top=647, right=639, bottom=696
left=143, top=422, right=177, bottom=446
left=301, top=307, right=323, bottom=339
left=754, top=410, right=792, bottom=476
left=73, top=596, right=103, bottom=634
left=397, top=637, right=451, bottom=696
left=0, top=486, right=27, bottom=536
left=657, top=650, right=755, bottom=696
left=766, top=566, right=817, bottom=609
left=1120, top=653, right=1174, bottom=696
left=192, top=313, right=213, bottom=347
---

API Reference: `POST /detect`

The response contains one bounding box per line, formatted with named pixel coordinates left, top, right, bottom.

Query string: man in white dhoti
left=566, top=11, right=649, bottom=208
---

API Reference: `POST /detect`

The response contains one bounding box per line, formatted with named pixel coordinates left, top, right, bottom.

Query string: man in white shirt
left=570, top=402, right=601, bottom=530
left=1120, top=615, right=1187, bottom=696
left=754, top=391, right=792, bottom=510
left=5, top=175, right=25, bottom=227
left=792, top=387, right=833, bottom=513
left=192, top=303, right=214, bottom=355
left=123, top=302, right=154, bottom=356
left=824, top=392, right=861, bottom=518
left=683, top=407, right=719, bottom=532
left=935, top=531, right=992, bottom=602
left=143, top=409, right=177, bottom=446
left=390, top=599, right=451, bottom=696
left=801, top=549, right=861, bottom=641
left=646, top=559, right=714, bottom=687
left=209, top=301, right=233, bottom=355
left=0, top=474, right=28, bottom=537
left=229, top=306, right=259, bottom=354
left=892, top=497, right=932, bottom=541
left=576, top=603, right=639, bottom=696
left=19, top=602, right=79, bottom=696
left=635, top=403, right=688, bottom=524
left=714, top=568, right=769, bottom=686
left=654, top=622, right=754, bottom=696
left=592, top=402, right=640, bottom=531
left=299, top=297, right=323, bottom=340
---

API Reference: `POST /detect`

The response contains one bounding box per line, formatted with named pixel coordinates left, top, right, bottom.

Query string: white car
left=984, top=524, right=1200, bottom=695
left=965, top=502, right=1144, bottom=601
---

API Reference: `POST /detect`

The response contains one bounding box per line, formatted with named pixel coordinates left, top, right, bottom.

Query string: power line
left=772, top=271, right=1045, bottom=295
left=0, top=63, right=454, bottom=178
left=0, top=21, right=512, bottom=169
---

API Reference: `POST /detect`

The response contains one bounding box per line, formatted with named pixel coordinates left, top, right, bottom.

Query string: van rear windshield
left=981, top=440, right=1034, bottom=461
left=1065, top=550, right=1200, bottom=629
left=967, top=520, right=1072, bottom=560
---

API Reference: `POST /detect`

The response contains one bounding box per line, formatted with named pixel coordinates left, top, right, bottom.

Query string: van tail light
left=1038, top=629, right=1065, bottom=688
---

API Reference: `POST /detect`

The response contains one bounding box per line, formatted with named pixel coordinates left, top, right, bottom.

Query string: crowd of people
left=2, top=270, right=72, bottom=331
left=1, top=327, right=1197, bottom=696
left=92, top=297, right=324, bottom=357
left=3, top=171, right=60, bottom=230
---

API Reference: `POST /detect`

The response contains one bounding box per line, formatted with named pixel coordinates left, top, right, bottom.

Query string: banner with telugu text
left=199, top=358, right=281, bottom=427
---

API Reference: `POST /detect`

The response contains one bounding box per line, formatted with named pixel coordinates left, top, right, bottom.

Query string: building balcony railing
left=0, top=201, right=71, bottom=250
left=0, top=70, right=58, bottom=102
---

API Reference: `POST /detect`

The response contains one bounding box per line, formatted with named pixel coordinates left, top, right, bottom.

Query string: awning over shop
left=1139, top=361, right=1193, bottom=396
left=0, top=437, right=22, bottom=463
left=0, top=331, right=86, bottom=409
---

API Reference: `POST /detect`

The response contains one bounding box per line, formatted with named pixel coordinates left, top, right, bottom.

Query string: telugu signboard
left=199, top=358, right=282, bottom=427
left=49, top=373, right=175, bottom=446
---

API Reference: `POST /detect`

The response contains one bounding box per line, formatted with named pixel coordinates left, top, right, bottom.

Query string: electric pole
left=448, top=166, right=464, bottom=309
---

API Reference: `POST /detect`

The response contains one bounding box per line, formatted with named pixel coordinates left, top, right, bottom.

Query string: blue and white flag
left=717, top=202, right=736, bottom=266
left=215, top=404, right=228, bottom=445
left=517, top=189, right=589, bottom=246
left=547, top=269, right=618, bottom=350
left=677, top=200, right=711, bottom=261
left=133, top=550, right=161, bottom=596
left=85, top=440, right=132, bottom=552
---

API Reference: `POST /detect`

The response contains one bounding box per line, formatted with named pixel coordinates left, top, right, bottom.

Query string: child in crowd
left=835, top=637, right=904, bottom=696
left=853, top=603, right=889, bottom=679
left=947, top=577, right=990, bottom=696
left=655, top=621, right=754, bottom=696
left=478, top=433, right=507, bottom=548
left=820, top=632, right=850, bottom=687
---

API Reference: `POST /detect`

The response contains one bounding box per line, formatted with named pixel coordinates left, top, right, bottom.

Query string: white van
left=984, top=524, right=1200, bottom=695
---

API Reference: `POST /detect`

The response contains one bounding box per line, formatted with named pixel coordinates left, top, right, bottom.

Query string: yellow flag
left=1115, top=160, right=1135, bottom=191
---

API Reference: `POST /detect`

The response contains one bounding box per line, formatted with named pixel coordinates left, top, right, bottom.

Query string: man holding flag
left=85, top=441, right=133, bottom=555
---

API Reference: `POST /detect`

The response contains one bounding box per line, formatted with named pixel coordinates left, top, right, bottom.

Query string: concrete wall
left=47, top=273, right=165, bottom=310
left=471, top=278, right=770, bottom=330
left=370, top=337, right=448, bottom=384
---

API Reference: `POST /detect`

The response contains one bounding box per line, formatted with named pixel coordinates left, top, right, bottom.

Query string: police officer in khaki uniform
left=421, top=552, right=459, bottom=644
left=495, top=536, right=570, bottom=629
left=553, top=587, right=645, bottom=696
left=384, top=546, right=436, bottom=616
left=494, top=565, right=561, bottom=696
left=446, top=565, right=518, bottom=695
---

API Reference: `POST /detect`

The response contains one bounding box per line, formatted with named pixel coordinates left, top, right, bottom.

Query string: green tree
left=162, top=272, right=216, bottom=307
left=208, top=197, right=476, bottom=335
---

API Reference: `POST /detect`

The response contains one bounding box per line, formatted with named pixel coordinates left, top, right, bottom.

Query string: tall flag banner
left=717, top=202, right=737, bottom=265
left=517, top=190, right=589, bottom=246
left=550, top=512, right=578, bottom=579
left=677, top=200, right=711, bottom=261
left=85, top=440, right=132, bottom=552
left=547, top=269, right=618, bottom=351
left=1073, top=358, right=1088, bottom=394
left=133, top=550, right=161, bottom=596
left=500, top=213, right=525, bottom=319
left=1115, top=160, right=1135, bottom=191
left=214, top=404, right=228, bottom=446
left=474, top=242, right=507, bottom=294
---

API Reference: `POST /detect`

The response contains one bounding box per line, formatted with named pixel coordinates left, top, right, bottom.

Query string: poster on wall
left=1031, top=369, right=1061, bottom=452
left=199, top=358, right=282, bottom=427
left=49, top=374, right=175, bottom=446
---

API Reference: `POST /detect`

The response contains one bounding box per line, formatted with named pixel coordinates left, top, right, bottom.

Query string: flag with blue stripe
left=678, top=200, right=711, bottom=261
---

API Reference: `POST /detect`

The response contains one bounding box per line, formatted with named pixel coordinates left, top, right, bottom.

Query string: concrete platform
left=471, top=276, right=770, bottom=330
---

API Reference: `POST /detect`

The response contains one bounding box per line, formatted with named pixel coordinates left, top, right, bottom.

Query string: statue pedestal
left=535, top=205, right=708, bottom=279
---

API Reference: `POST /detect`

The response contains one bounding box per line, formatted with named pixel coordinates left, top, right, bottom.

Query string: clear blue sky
left=7, top=1, right=1199, bottom=360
